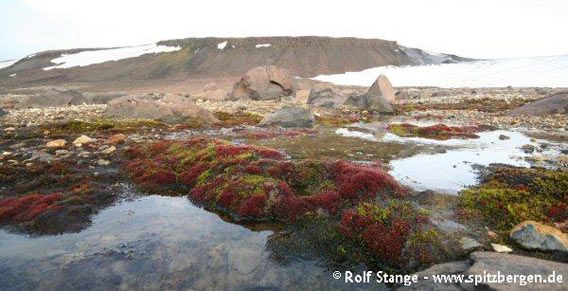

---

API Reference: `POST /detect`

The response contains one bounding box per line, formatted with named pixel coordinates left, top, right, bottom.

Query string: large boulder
left=307, top=88, right=348, bottom=109
left=399, top=252, right=568, bottom=290
left=510, top=221, right=568, bottom=252
left=368, top=74, right=396, bottom=103
left=231, top=66, right=298, bottom=100
left=345, top=74, right=394, bottom=113
left=259, top=106, right=314, bottom=128
left=510, top=93, right=568, bottom=116
left=105, top=94, right=219, bottom=124
left=15, top=88, right=87, bottom=108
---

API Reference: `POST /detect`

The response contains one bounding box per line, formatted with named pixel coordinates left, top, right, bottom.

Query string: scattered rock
left=520, top=144, right=536, bottom=154
left=105, top=94, right=219, bottom=124
left=491, top=243, right=513, bottom=253
left=498, top=134, right=510, bottom=140
left=102, top=146, right=117, bottom=155
left=487, top=230, right=499, bottom=240
left=509, top=92, right=568, bottom=116
left=73, top=135, right=96, bottom=147
left=401, top=251, right=568, bottom=290
left=459, top=237, right=483, bottom=253
left=107, top=134, right=126, bottom=145
left=96, top=159, right=111, bottom=166
left=55, top=150, right=70, bottom=157
left=510, top=221, right=568, bottom=252
left=0, top=108, right=6, bottom=117
left=45, top=139, right=67, bottom=148
left=4, top=127, right=15, bottom=132
left=30, top=151, right=54, bottom=163
left=231, top=66, right=298, bottom=100
left=259, top=106, right=315, bottom=128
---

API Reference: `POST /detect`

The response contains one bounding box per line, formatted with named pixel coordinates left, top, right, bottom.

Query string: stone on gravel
left=73, top=135, right=96, bottom=147
left=307, top=88, right=347, bottom=109
left=520, top=144, right=535, bottom=154
left=46, top=139, right=67, bottom=148
left=499, top=134, right=510, bottom=140
left=0, top=108, right=6, bottom=117
left=105, top=94, right=219, bottom=124
left=102, top=146, right=116, bottom=155
left=231, top=66, right=298, bottom=101
left=294, top=89, right=311, bottom=104
left=459, top=237, right=483, bottom=253
left=259, top=106, right=314, bottom=128
left=510, top=221, right=568, bottom=252
left=345, top=76, right=394, bottom=113
left=491, top=243, right=513, bottom=253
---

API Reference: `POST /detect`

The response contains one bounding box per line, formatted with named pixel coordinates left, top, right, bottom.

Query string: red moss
left=238, top=195, right=267, bottom=218
left=548, top=204, right=568, bottom=222
left=334, top=161, right=406, bottom=200
left=304, top=190, right=342, bottom=214
left=178, top=164, right=210, bottom=185
left=361, top=219, right=411, bottom=266
left=0, top=193, right=63, bottom=223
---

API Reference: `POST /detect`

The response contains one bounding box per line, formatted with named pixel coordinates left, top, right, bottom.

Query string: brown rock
left=295, top=89, right=311, bottom=104
left=45, top=139, right=67, bottom=148
left=509, top=92, right=568, bottom=116
left=105, top=94, right=219, bottom=124
left=368, top=74, right=396, bottom=103
left=510, top=221, right=568, bottom=252
left=107, top=134, right=126, bottom=145
left=231, top=66, right=298, bottom=100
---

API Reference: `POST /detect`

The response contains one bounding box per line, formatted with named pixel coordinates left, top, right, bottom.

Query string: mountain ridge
left=0, top=36, right=470, bottom=89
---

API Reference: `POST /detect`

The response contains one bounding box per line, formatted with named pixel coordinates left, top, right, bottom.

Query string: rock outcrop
left=344, top=75, right=394, bottom=113
left=105, top=94, right=219, bottom=124
left=510, top=93, right=568, bottom=116
left=399, top=252, right=568, bottom=290
left=510, top=221, right=568, bottom=252
left=231, top=66, right=298, bottom=101
left=259, top=106, right=314, bottom=128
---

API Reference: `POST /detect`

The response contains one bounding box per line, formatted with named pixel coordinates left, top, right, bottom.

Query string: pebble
left=102, top=146, right=116, bottom=155
left=46, top=139, right=67, bottom=148
left=73, top=135, right=96, bottom=147
left=491, top=243, right=513, bottom=253
left=97, top=159, right=111, bottom=166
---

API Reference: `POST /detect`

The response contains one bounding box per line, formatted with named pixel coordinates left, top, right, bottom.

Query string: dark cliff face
left=0, top=36, right=467, bottom=87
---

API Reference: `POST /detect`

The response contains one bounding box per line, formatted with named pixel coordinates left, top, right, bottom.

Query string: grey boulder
left=259, top=106, right=315, bottom=128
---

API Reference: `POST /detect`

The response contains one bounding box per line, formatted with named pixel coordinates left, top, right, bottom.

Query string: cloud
left=0, top=0, right=567, bottom=60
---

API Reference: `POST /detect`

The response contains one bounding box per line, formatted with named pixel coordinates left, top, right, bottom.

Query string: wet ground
left=1, top=119, right=567, bottom=290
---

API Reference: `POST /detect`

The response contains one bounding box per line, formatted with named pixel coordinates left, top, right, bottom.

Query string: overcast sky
left=0, top=0, right=567, bottom=61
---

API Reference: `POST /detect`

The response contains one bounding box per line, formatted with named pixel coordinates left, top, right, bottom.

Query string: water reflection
left=0, top=195, right=367, bottom=290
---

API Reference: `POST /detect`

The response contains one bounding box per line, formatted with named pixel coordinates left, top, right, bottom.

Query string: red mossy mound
left=123, top=138, right=406, bottom=222
left=388, top=123, right=487, bottom=140
left=339, top=201, right=437, bottom=269
left=0, top=193, right=63, bottom=223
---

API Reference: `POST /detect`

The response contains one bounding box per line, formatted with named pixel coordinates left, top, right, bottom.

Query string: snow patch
left=43, top=43, right=181, bottom=71
left=217, top=41, right=228, bottom=50
left=314, top=55, right=568, bottom=88
left=255, top=44, right=271, bottom=48
left=0, top=60, right=17, bottom=70
left=335, top=128, right=377, bottom=141
left=9, top=73, right=17, bottom=78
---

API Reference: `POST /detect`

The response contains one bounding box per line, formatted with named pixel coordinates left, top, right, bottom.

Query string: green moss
left=47, top=119, right=168, bottom=134
left=196, top=169, right=213, bottom=185
left=459, top=166, right=568, bottom=231
left=214, top=111, right=263, bottom=126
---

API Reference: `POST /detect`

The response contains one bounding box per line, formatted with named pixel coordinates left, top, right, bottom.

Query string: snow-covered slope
left=0, top=60, right=18, bottom=70
left=43, top=43, right=181, bottom=70
left=314, top=55, right=568, bottom=88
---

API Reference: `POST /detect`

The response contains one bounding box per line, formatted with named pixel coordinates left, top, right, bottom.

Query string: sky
left=0, top=0, right=567, bottom=61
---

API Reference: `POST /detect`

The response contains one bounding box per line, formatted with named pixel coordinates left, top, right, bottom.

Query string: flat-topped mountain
left=0, top=36, right=468, bottom=88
